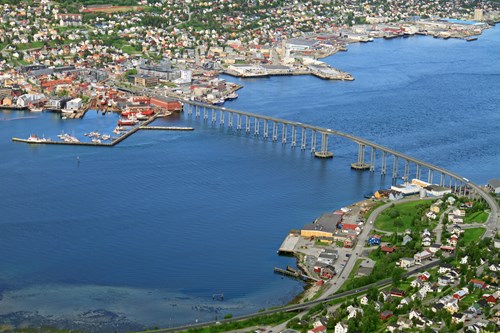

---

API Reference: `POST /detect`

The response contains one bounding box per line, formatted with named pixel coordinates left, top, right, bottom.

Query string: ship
left=118, top=117, right=138, bottom=126
left=30, top=107, right=44, bottom=112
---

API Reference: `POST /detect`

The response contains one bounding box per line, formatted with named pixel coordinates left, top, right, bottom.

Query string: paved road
left=436, top=206, right=455, bottom=244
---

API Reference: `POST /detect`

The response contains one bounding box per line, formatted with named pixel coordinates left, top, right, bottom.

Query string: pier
left=274, top=267, right=319, bottom=282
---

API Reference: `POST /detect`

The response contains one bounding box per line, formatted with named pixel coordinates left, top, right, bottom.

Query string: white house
left=334, top=322, right=348, bottom=333
left=487, top=179, right=500, bottom=194
left=400, top=257, right=415, bottom=269
left=66, top=98, right=82, bottom=110
left=414, top=250, right=433, bottom=263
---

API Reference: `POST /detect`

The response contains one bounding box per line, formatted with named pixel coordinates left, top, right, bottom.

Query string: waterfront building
left=301, top=213, right=342, bottom=238
left=138, top=60, right=181, bottom=81
left=65, top=98, right=82, bottom=110
left=474, top=9, right=484, bottom=22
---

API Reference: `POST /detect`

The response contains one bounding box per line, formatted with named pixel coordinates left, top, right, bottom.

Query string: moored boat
left=226, top=92, right=238, bottom=101
left=27, top=134, right=50, bottom=143
left=118, top=117, right=138, bottom=126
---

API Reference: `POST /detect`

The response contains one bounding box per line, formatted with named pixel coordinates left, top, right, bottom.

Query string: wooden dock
left=273, top=267, right=319, bottom=282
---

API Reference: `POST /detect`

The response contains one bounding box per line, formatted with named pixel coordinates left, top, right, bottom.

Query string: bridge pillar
left=449, top=177, right=452, bottom=188
left=187, top=104, right=193, bottom=116
left=428, top=170, right=433, bottom=184
left=392, top=155, right=399, bottom=179
left=211, top=108, right=217, bottom=124
left=381, top=151, right=387, bottom=175
left=245, top=116, right=251, bottom=133
left=281, top=123, right=287, bottom=144
left=314, top=133, right=333, bottom=159
left=416, top=164, right=421, bottom=180
left=228, top=112, right=233, bottom=128
left=219, top=110, right=225, bottom=126
left=440, top=173, right=444, bottom=186
left=272, top=122, right=278, bottom=141
left=301, top=127, right=307, bottom=150
left=196, top=105, right=201, bottom=118
left=291, top=126, right=297, bottom=147
left=237, top=114, right=242, bottom=130
left=403, top=160, right=410, bottom=182
left=263, top=120, right=269, bottom=139
left=203, top=107, right=208, bottom=120
left=254, top=118, right=260, bottom=136
left=369, top=147, right=376, bottom=172
left=311, top=130, right=317, bottom=152
left=357, top=144, right=365, bottom=164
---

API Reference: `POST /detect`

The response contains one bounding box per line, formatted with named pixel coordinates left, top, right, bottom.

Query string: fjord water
left=0, top=27, right=499, bottom=329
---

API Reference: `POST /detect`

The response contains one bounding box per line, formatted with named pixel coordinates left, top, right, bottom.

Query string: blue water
left=0, top=26, right=499, bottom=330
left=442, top=18, right=481, bottom=25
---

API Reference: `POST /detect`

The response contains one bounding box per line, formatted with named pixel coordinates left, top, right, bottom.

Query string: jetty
left=11, top=113, right=182, bottom=147
left=274, top=267, right=319, bottom=282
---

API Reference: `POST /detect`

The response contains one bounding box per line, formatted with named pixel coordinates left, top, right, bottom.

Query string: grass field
left=82, top=6, right=144, bottom=13
left=374, top=200, right=434, bottom=232
left=464, top=211, right=489, bottom=223
left=461, top=228, right=485, bottom=245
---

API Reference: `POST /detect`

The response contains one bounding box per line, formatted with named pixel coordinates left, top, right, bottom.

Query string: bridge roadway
left=183, top=100, right=499, bottom=237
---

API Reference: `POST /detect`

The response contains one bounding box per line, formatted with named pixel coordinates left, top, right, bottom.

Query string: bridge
left=181, top=100, right=499, bottom=237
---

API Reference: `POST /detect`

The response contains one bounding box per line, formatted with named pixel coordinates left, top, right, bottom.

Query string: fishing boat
left=118, top=117, right=138, bottom=126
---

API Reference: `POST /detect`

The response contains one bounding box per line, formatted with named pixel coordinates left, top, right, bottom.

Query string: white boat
left=30, top=107, right=44, bottom=112
left=27, top=134, right=49, bottom=143
left=101, top=134, right=111, bottom=140
left=92, top=138, right=101, bottom=144
left=136, top=113, right=149, bottom=121
left=226, top=92, right=238, bottom=101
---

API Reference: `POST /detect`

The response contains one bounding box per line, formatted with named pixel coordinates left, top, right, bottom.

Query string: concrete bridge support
left=204, top=107, right=208, bottom=120
left=301, top=127, right=307, bottom=150
left=237, top=114, right=242, bottom=130
left=291, top=126, right=297, bottom=147
left=245, top=116, right=251, bottom=133
left=281, top=123, right=287, bottom=144
left=254, top=118, right=260, bottom=135
left=263, top=120, right=269, bottom=139
left=311, top=130, right=317, bottom=153
left=392, top=156, right=399, bottom=179
left=219, top=110, right=225, bottom=126
left=272, top=122, right=278, bottom=142
left=228, top=112, right=233, bottom=128
left=381, top=151, right=387, bottom=176
left=370, top=147, right=376, bottom=172
left=403, top=160, right=410, bottom=182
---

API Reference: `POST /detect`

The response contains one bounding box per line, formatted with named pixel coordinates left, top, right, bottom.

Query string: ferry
left=118, top=118, right=138, bottom=126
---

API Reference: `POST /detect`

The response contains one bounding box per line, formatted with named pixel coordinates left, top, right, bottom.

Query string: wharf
left=274, top=267, right=319, bottom=282
left=278, top=234, right=300, bottom=254
left=0, top=105, right=29, bottom=111
left=139, top=126, right=194, bottom=131
left=12, top=113, right=178, bottom=147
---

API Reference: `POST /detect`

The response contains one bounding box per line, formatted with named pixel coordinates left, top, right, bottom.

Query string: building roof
left=488, top=179, right=500, bottom=188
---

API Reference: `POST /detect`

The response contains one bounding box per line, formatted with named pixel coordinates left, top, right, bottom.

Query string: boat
left=92, top=138, right=101, bottom=144
left=226, top=92, right=238, bottom=101
left=213, top=98, right=225, bottom=106
left=118, top=117, right=138, bottom=126
left=27, top=134, right=49, bottom=143
left=465, top=36, right=478, bottom=42
left=136, top=113, right=149, bottom=121
left=101, top=134, right=111, bottom=140
left=30, top=107, right=44, bottom=112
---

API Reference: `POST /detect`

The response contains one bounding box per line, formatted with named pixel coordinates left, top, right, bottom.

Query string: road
left=436, top=206, right=455, bottom=244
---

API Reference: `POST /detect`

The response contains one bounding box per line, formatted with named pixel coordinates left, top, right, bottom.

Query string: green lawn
left=16, top=41, right=44, bottom=50
left=122, top=45, right=142, bottom=55
left=348, top=258, right=364, bottom=279
left=461, top=228, right=485, bottom=245
left=374, top=200, right=434, bottom=232
left=464, top=211, right=489, bottom=223
left=364, top=200, right=386, bottom=220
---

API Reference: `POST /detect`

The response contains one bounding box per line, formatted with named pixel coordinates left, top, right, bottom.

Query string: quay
left=278, top=234, right=300, bottom=254
left=139, top=126, right=194, bottom=131
left=274, top=267, right=319, bottom=282
left=11, top=113, right=172, bottom=147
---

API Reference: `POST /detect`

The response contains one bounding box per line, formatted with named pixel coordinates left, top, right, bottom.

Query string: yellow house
left=2, top=96, right=13, bottom=106
left=430, top=205, right=441, bottom=213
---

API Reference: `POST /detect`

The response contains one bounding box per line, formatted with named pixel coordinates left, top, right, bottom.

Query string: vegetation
left=464, top=211, right=488, bottom=223
left=460, top=228, right=485, bottom=245
left=143, top=312, right=296, bottom=333
left=374, top=200, right=435, bottom=232
left=363, top=200, right=386, bottom=220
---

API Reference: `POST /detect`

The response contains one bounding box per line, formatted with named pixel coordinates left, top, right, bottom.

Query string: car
left=346, top=254, right=351, bottom=257
left=355, top=252, right=358, bottom=255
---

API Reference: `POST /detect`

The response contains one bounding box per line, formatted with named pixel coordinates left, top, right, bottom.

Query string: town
left=273, top=179, right=500, bottom=333
left=0, top=1, right=499, bottom=333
